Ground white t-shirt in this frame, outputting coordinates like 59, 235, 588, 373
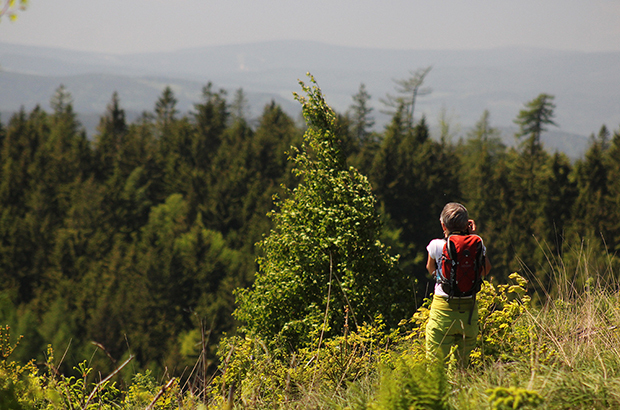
427, 237, 486, 298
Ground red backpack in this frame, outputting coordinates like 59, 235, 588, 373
437, 233, 485, 298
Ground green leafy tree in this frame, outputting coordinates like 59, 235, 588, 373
78, 193, 245, 373
234, 76, 412, 350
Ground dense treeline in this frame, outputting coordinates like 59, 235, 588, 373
1, 79, 619, 379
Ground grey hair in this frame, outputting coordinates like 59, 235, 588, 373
440, 202, 469, 233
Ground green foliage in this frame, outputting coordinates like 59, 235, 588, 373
123, 371, 181, 410
348, 83, 375, 145
369, 113, 461, 282
3, 73, 620, 409
514, 93, 557, 156
473, 273, 533, 364
212, 319, 400, 408
0, 326, 42, 410
403, 273, 535, 368
0, 82, 300, 376
487, 386, 543, 410
50, 360, 121, 409
234, 74, 411, 349
370, 356, 450, 410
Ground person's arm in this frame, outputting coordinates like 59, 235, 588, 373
482, 257, 492, 277
426, 253, 437, 276
470, 219, 492, 277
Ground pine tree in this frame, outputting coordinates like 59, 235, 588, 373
203, 112, 253, 239
348, 83, 375, 145
238, 101, 301, 250
94, 92, 128, 180
192, 82, 229, 164
604, 126, 620, 250
573, 133, 609, 240
155, 86, 178, 133
370, 113, 460, 282
514, 93, 557, 158
230, 87, 249, 124
381, 66, 432, 132
457, 111, 509, 277
502, 94, 561, 290
0, 108, 49, 301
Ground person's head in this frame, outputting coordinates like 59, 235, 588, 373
440, 202, 469, 234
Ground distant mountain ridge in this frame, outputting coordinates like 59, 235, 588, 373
1, 40, 619, 157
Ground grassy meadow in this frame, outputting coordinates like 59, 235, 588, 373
3, 244, 620, 409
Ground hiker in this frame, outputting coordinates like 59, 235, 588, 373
425, 202, 491, 366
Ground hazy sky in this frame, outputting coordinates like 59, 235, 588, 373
1, 0, 620, 54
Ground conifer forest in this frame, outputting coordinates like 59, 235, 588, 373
2, 74, 620, 409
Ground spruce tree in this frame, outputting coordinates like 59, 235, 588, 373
192, 82, 229, 164
348, 83, 375, 145
604, 127, 620, 250
94, 92, 128, 180
514, 93, 557, 157
381, 66, 432, 132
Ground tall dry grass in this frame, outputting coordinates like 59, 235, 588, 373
451, 237, 620, 409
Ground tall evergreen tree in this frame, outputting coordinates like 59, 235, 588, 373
348, 83, 375, 145
604, 126, 620, 251
238, 101, 301, 249
499, 94, 561, 290
371, 113, 460, 285
230, 87, 249, 124
573, 133, 609, 239
514, 93, 557, 157
204, 112, 253, 241
155, 86, 178, 133
458, 111, 508, 278
381, 66, 432, 132
94, 92, 128, 180
192, 82, 229, 164
0, 108, 48, 301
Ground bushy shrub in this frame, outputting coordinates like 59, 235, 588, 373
212, 316, 401, 408
0, 326, 43, 410
474, 272, 534, 364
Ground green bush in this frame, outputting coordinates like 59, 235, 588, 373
0, 326, 42, 410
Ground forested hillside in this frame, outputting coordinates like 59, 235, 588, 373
1, 74, 619, 387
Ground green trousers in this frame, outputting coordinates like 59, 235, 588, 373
425, 295, 479, 367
